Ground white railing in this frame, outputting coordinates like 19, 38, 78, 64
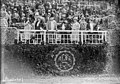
17, 29, 107, 45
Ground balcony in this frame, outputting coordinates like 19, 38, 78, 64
17, 29, 107, 45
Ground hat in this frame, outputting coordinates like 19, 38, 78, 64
22, 13, 25, 16
48, 9, 51, 13
37, 16, 42, 20
48, 13, 51, 15
50, 16, 54, 20
64, 20, 68, 23
73, 16, 78, 20
61, 14, 66, 17
2, 4, 5, 7
35, 12, 39, 16
68, 15, 72, 19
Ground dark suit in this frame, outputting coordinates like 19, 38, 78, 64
35, 20, 45, 30
34, 20, 45, 43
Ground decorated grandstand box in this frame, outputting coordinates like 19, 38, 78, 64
4, 28, 108, 75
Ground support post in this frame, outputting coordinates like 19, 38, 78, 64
81, 31, 83, 44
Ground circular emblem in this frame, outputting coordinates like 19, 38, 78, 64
54, 50, 75, 72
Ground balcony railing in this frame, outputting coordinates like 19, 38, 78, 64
17, 29, 107, 45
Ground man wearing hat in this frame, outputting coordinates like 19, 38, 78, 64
35, 10, 40, 20
12, 10, 20, 23
34, 16, 45, 30
71, 16, 80, 43
33, 15, 46, 44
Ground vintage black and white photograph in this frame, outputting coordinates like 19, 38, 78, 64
1, 0, 120, 84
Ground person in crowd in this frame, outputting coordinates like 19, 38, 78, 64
79, 17, 87, 30
1, 7, 10, 27
12, 10, 20, 23
71, 16, 80, 43
45, 13, 51, 22
44, 2, 50, 13
51, 0, 57, 10
33, 15, 45, 44
89, 19, 95, 31
34, 16, 45, 30
21, 12, 26, 22
7, 11, 12, 26
61, 20, 66, 30
38, 3, 45, 16
46, 16, 57, 30
46, 16, 57, 43
97, 23, 102, 30
67, 14, 73, 26
1, 0, 117, 44
34, 10, 39, 19
35, 0, 42, 9
62, 20, 71, 43
28, 8, 34, 15
1, 7, 9, 45
58, 11, 62, 22
54, 11, 59, 22
24, 17, 34, 42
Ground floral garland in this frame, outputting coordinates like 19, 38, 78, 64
5, 43, 107, 76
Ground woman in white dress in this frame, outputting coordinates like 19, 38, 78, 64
24, 17, 33, 43
71, 17, 80, 43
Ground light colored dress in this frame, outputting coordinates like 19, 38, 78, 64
46, 19, 57, 43
24, 21, 32, 41
71, 22, 80, 42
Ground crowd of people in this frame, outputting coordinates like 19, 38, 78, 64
1, 0, 117, 31
1, 0, 118, 44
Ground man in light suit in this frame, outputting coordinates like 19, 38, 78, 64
46, 16, 57, 30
